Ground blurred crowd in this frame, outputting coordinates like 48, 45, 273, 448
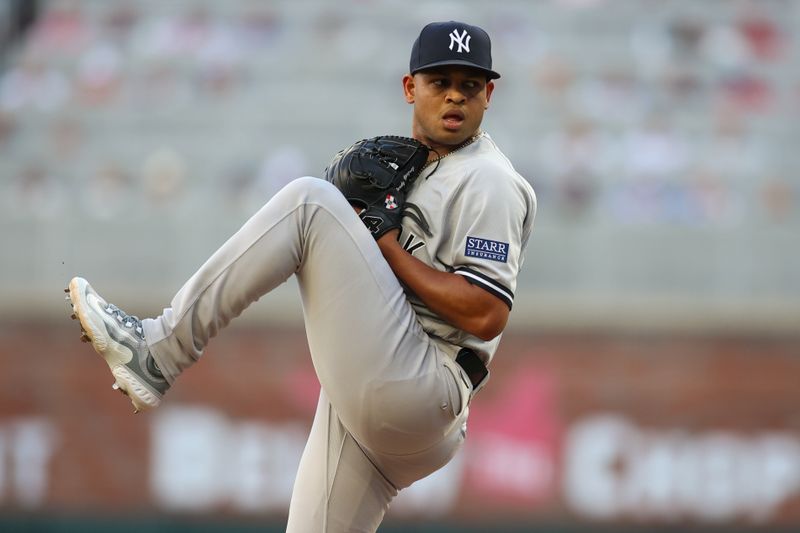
520, 1, 797, 227
0, 0, 797, 228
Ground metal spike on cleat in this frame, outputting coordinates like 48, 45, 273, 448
112, 383, 130, 398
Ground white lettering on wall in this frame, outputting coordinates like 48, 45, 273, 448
564, 414, 800, 523
0, 418, 58, 508
150, 406, 307, 512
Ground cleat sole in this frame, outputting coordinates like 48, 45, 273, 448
68, 278, 110, 357
111, 366, 160, 412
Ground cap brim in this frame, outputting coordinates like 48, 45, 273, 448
411, 59, 501, 79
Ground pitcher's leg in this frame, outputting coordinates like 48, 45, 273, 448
293, 207, 456, 457
141, 175, 454, 456
287, 393, 397, 533
141, 177, 352, 381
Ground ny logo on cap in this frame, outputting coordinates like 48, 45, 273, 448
449, 29, 471, 53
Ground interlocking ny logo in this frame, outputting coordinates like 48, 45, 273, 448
449, 29, 471, 53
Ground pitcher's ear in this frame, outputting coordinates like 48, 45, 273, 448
403, 74, 415, 104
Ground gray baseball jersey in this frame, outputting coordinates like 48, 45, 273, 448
399, 131, 537, 365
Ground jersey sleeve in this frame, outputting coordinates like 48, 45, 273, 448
445, 168, 535, 310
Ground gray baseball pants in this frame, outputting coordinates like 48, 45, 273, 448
141, 177, 471, 532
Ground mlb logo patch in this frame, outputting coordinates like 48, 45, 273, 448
465, 236, 509, 263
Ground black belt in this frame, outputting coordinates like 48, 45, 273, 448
456, 348, 490, 394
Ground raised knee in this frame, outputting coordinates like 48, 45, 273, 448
282, 176, 345, 205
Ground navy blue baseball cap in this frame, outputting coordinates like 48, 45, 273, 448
410, 21, 501, 79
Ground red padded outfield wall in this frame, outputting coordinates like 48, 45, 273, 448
1, 324, 799, 528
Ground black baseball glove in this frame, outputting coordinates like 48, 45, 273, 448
323, 135, 429, 239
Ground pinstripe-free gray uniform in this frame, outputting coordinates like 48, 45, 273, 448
137, 130, 535, 531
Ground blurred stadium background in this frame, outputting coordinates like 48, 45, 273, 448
0, 0, 798, 531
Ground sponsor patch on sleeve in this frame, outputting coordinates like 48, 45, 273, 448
465, 236, 509, 263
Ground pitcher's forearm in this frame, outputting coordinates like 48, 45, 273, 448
376, 231, 508, 340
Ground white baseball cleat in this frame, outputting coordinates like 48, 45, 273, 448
66, 277, 169, 413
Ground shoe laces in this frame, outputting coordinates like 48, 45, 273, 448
104, 303, 144, 339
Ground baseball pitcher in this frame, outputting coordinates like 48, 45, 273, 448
66, 21, 536, 532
